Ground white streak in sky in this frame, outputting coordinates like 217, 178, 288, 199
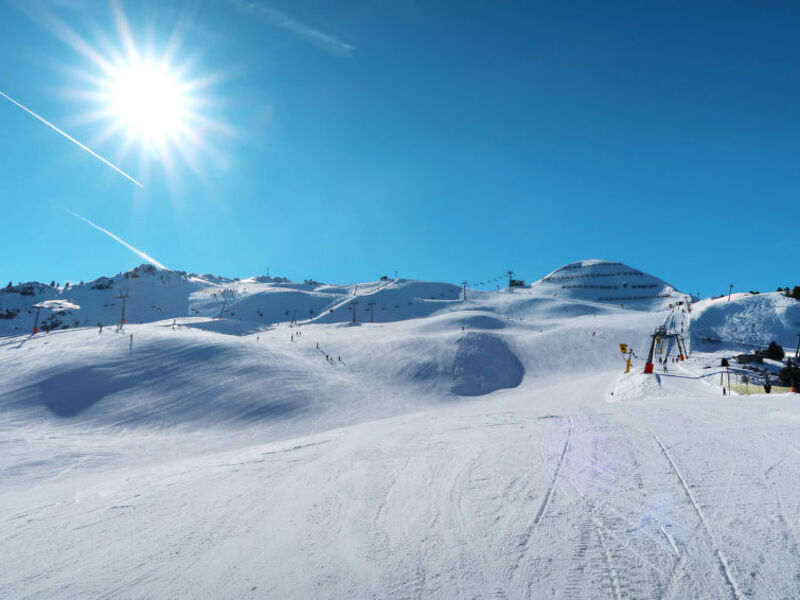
0, 89, 143, 187
68, 210, 168, 270
228, 0, 354, 56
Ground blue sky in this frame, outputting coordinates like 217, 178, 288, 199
1, 0, 797, 297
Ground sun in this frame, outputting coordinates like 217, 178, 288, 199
50, 2, 231, 182
106, 61, 188, 146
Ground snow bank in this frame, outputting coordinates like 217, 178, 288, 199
608, 371, 662, 403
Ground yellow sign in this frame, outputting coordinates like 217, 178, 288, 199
619, 343, 628, 353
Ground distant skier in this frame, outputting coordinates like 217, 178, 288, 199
98, 322, 103, 334
338, 356, 341, 362
722, 387, 727, 396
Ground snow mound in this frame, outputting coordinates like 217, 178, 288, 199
451, 333, 524, 396
608, 371, 662, 403
533, 259, 685, 310
690, 292, 800, 351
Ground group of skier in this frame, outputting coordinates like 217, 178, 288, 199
287, 329, 343, 364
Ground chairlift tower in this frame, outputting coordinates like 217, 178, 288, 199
507, 270, 514, 289
115, 289, 130, 331
728, 283, 734, 301
368, 301, 376, 323
32, 304, 43, 334
462, 280, 468, 301
349, 300, 359, 323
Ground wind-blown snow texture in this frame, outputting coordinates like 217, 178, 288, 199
2, 260, 800, 599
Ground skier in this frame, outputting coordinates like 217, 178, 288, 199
722, 387, 727, 396
338, 356, 341, 362
98, 322, 103, 334
316, 342, 319, 349
291, 334, 294, 342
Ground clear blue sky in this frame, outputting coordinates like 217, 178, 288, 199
1, 0, 797, 297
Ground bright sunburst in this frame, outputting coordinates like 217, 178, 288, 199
105, 61, 188, 146
49, 2, 231, 184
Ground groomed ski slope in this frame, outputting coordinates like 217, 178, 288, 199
2, 264, 800, 599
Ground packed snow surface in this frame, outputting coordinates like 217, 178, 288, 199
2, 261, 800, 599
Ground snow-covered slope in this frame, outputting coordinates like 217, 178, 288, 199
2, 260, 800, 599
690, 291, 800, 352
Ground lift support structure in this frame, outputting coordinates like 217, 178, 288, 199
644, 326, 689, 374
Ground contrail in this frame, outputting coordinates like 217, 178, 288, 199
68, 210, 168, 270
228, 0, 355, 56
0, 89, 143, 188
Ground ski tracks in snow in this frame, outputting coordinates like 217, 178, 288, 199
652, 432, 743, 600
511, 416, 572, 580
533, 417, 573, 528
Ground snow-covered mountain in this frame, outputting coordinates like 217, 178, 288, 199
534, 259, 688, 308
0, 259, 688, 337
